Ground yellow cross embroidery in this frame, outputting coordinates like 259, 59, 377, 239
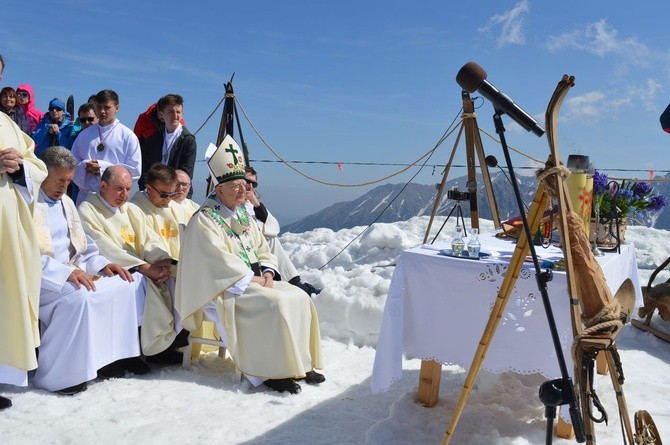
161, 221, 178, 239
121, 225, 136, 244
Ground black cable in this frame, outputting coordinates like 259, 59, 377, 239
318, 106, 464, 270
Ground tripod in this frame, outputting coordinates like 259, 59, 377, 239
430, 198, 468, 244
423, 91, 501, 244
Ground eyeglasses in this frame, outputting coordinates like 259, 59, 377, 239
176, 181, 191, 189
49, 107, 64, 112
245, 179, 258, 189
80, 117, 95, 123
16, 91, 29, 98
147, 184, 178, 199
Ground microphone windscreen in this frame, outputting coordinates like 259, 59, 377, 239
456, 61, 487, 93
485, 155, 498, 168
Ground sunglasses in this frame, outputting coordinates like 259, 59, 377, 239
80, 117, 95, 123
16, 91, 29, 98
148, 184, 178, 199
49, 107, 64, 112
245, 179, 258, 189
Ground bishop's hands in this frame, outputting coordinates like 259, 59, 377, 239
138, 258, 173, 284
0, 147, 24, 174
252, 271, 275, 288
102, 263, 134, 282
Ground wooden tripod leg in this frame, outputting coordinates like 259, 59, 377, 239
605, 349, 635, 443
441, 186, 550, 444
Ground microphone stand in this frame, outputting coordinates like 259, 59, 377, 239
492, 109, 585, 444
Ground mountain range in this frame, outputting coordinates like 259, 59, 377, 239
284, 172, 670, 233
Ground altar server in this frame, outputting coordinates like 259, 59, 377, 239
0, 111, 47, 409
176, 136, 324, 394
32, 147, 145, 394
79, 165, 185, 364
71, 89, 141, 205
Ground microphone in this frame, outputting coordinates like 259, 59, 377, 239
456, 61, 545, 137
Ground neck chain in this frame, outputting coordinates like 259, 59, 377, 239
97, 121, 120, 151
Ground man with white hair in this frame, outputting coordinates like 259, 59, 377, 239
33, 147, 146, 394
177, 136, 324, 394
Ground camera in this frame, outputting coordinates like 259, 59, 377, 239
447, 188, 470, 201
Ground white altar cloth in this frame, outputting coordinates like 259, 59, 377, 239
371, 233, 641, 393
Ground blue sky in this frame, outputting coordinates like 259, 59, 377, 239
2, 1, 669, 223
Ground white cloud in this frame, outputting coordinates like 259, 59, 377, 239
479, 0, 531, 47
561, 79, 663, 122
546, 19, 651, 67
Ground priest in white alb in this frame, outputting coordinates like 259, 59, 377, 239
0, 111, 47, 409
176, 136, 324, 394
172, 168, 200, 222
32, 147, 146, 394
78, 165, 186, 365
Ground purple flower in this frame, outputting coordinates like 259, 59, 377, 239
618, 189, 634, 201
649, 195, 668, 211
593, 171, 608, 195
634, 182, 651, 197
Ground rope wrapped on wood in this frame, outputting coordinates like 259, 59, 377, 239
571, 301, 623, 362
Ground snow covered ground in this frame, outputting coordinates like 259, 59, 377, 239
2, 217, 669, 444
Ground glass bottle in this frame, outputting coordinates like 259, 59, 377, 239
467, 228, 481, 258
451, 224, 465, 256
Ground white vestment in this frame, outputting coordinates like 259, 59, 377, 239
71, 119, 141, 205
173, 197, 201, 225
177, 198, 322, 381
32, 192, 143, 391
0, 113, 47, 387
245, 202, 298, 281
79, 193, 177, 355
131, 191, 182, 259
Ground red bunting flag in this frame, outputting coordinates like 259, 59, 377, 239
337, 162, 343, 171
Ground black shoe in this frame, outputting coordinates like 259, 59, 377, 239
0, 396, 12, 410
145, 348, 183, 365
171, 329, 190, 349
119, 357, 151, 375
97, 361, 127, 379
303, 370, 326, 384
56, 381, 88, 396
301, 282, 322, 296
264, 378, 301, 394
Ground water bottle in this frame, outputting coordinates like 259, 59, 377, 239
451, 224, 465, 256
467, 228, 481, 258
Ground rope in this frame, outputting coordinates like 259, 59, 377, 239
571, 301, 623, 363
234, 95, 463, 188
192, 94, 226, 137
478, 127, 545, 164
535, 164, 571, 198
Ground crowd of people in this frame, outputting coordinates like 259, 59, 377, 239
0, 54, 324, 410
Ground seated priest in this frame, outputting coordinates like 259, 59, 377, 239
33, 147, 147, 395
176, 136, 324, 394
244, 166, 321, 296
78, 165, 187, 365
0, 112, 48, 410
130, 163, 181, 258
172, 168, 200, 219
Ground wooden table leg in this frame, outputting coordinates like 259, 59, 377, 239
417, 360, 442, 407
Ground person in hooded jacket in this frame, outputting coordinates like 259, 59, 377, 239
32, 98, 75, 156
15, 84, 43, 134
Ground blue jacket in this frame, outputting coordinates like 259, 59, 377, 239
32, 113, 75, 156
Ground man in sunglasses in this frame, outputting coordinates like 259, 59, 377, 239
245, 166, 322, 296
79, 165, 186, 366
31, 98, 75, 155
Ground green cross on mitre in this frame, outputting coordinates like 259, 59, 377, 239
225, 144, 240, 165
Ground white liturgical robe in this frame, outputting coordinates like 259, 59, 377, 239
0, 113, 47, 387
32, 191, 143, 391
71, 119, 141, 205
79, 193, 178, 355
131, 191, 181, 259
176, 198, 322, 381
